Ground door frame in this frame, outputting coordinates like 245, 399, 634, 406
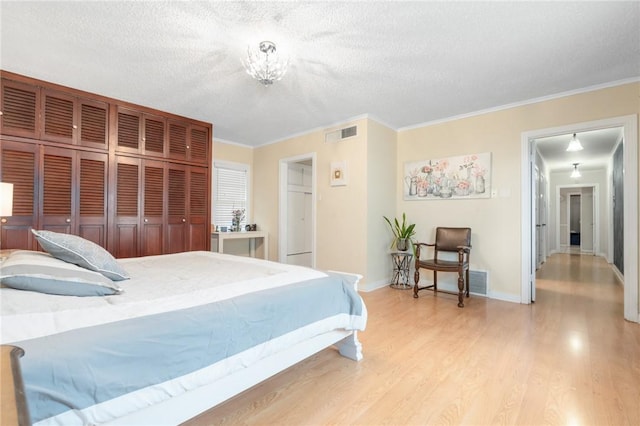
521, 115, 638, 322
278, 153, 317, 267
557, 185, 598, 254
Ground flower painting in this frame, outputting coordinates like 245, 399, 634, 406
404, 152, 491, 200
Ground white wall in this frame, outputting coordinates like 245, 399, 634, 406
548, 168, 609, 258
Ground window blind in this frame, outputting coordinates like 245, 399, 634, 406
213, 163, 248, 229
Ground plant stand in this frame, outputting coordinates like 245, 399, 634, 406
390, 251, 413, 289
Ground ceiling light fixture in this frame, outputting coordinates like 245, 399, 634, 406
570, 163, 581, 178
566, 133, 584, 152
243, 41, 289, 86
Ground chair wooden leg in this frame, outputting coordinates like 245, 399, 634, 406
433, 271, 437, 293
413, 269, 420, 298
457, 271, 465, 308
465, 269, 470, 297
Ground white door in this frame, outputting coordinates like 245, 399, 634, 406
530, 156, 536, 302
285, 162, 313, 267
539, 172, 548, 263
287, 191, 306, 255
581, 188, 594, 253
535, 166, 548, 268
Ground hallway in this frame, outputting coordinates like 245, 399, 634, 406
532, 253, 638, 425
536, 253, 622, 314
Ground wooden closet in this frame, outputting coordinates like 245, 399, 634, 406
0, 71, 212, 257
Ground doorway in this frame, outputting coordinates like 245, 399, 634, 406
278, 153, 316, 268
520, 115, 638, 322
559, 186, 596, 254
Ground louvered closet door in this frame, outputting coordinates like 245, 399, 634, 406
0, 140, 38, 250
189, 125, 209, 164
41, 146, 73, 235
142, 115, 166, 157
42, 89, 75, 144
78, 152, 108, 247
168, 121, 188, 161
116, 108, 141, 154
78, 99, 108, 149
113, 156, 141, 258
167, 163, 187, 253
41, 90, 109, 149
1, 79, 40, 139
141, 160, 165, 256
188, 166, 209, 251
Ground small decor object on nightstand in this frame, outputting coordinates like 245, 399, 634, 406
231, 208, 245, 232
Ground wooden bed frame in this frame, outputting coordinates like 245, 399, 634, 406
1, 272, 364, 425
1, 345, 30, 426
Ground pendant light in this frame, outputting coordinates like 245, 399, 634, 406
570, 163, 581, 178
566, 133, 583, 152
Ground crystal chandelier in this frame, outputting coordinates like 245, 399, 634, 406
243, 41, 289, 86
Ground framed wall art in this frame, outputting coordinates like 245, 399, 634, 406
330, 161, 348, 186
404, 152, 491, 200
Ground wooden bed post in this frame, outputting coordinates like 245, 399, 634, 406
1, 345, 30, 426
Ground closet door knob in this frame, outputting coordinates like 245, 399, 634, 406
0, 218, 7, 224
65, 218, 71, 223
182, 218, 186, 223
144, 218, 149, 223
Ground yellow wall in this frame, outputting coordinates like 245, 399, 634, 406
366, 120, 398, 288
397, 82, 639, 299
214, 82, 639, 303
252, 118, 371, 279
213, 139, 253, 165
217, 119, 397, 288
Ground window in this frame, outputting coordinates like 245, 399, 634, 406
213, 161, 249, 229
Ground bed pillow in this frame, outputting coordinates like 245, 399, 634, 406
0, 250, 123, 296
31, 229, 129, 281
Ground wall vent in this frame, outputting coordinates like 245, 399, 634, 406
325, 125, 357, 143
414, 268, 488, 296
469, 270, 488, 295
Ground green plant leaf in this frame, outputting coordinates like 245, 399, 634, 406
383, 213, 416, 247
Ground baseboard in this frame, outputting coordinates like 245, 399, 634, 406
487, 290, 521, 304
611, 264, 624, 285
360, 278, 390, 292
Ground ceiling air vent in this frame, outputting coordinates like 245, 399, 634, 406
325, 125, 357, 143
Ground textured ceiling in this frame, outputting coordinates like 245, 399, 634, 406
1, 1, 639, 149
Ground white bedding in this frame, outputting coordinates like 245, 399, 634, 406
1, 251, 367, 425
0, 251, 326, 343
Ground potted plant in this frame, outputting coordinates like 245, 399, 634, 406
383, 213, 416, 251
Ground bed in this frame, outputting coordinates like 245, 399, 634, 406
0, 247, 367, 425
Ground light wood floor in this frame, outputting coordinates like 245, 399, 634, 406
185, 254, 640, 425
